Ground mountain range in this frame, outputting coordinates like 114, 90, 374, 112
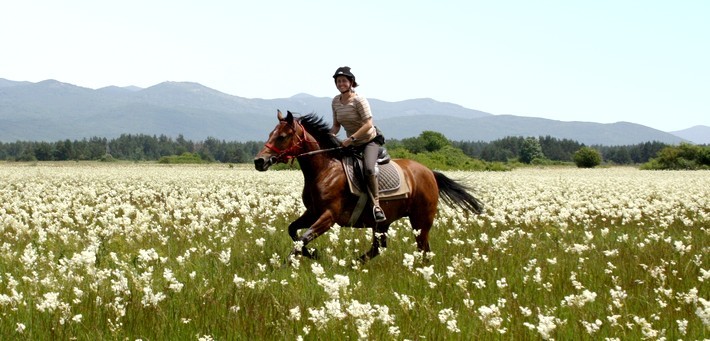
1, 78, 707, 145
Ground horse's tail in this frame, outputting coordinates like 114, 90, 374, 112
433, 171, 484, 214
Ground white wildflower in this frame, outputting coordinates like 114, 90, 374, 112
218, 248, 231, 265
233, 274, 246, 287
289, 306, 302, 321
534, 314, 558, 340
163, 268, 184, 292
603, 249, 619, 257
140, 286, 166, 307
632, 316, 659, 339
394, 292, 415, 310
607, 314, 621, 327
137, 248, 160, 264
563, 289, 597, 308
316, 274, 350, 299
15, 323, 26, 334
402, 253, 415, 270
311, 263, 325, 277
477, 304, 503, 332
36, 292, 62, 313
21, 244, 38, 269
416, 265, 435, 281
438, 308, 461, 333
696, 297, 710, 328
581, 319, 602, 335
609, 286, 627, 309
673, 240, 691, 255
676, 319, 688, 336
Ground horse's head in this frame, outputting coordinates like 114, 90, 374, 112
254, 110, 312, 171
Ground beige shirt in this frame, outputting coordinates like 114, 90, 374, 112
332, 93, 376, 144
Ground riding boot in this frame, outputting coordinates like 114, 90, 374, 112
367, 174, 386, 222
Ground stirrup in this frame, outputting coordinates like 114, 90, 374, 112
373, 206, 386, 222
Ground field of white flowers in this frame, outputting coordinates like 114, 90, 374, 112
0, 163, 708, 340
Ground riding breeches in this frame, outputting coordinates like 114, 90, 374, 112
362, 141, 379, 177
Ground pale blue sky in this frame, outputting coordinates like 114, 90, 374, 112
2, 1, 708, 131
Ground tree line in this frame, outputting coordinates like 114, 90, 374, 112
0, 132, 676, 165
0, 134, 263, 163
387, 133, 670, 165
454, 136, 669, 164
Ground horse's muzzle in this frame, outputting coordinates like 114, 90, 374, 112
254, 156, 277, 171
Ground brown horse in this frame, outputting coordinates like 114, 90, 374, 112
254, 110, 483, 261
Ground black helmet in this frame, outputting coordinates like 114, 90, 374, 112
332, 66, 358, 87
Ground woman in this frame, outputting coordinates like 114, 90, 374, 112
329, 66, 386, 222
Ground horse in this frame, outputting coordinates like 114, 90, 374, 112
254, 110, 483, 262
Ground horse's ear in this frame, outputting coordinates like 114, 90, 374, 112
277, 109, 284, 121
285, 110, 295, 124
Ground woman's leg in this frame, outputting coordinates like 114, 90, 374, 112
363, 142, 386, 222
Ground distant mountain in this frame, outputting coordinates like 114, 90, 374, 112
377, 115, 684, 145
0, 78, 31, 88
0, 77, 688, 145
670, 126, 710, 145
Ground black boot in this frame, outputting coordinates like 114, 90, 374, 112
367, 175, 386, 222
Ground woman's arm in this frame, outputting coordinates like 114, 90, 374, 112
329, 115, 341, 136
349, 117, 374, 142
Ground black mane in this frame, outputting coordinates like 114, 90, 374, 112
298, 113, 340, 149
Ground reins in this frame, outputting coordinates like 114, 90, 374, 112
295, 146, 343, 158
264, 119, 341, 163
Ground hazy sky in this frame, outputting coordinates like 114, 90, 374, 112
2, 1, 708, 131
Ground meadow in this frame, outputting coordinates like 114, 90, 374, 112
0, 163, 707, 340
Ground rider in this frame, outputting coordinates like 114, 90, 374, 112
329, 66, 386, 222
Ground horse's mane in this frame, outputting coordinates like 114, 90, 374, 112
298, 113, 340, 149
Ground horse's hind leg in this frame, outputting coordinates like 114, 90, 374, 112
414, 228, 431, 253
359, 225, 389, 262
410, 212, 434, 254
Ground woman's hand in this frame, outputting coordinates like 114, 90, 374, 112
341, 136, 354, 147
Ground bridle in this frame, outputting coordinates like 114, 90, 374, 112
264, 119, 325, 164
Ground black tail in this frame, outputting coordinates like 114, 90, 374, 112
433, 171, 484, 214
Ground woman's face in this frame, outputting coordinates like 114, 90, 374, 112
335, 76, 352, 93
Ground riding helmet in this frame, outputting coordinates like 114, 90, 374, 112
332, 66, 358, 87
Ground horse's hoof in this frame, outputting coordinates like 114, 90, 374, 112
304, 248, 319, 260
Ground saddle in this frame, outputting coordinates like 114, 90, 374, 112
340, 147, 409, 226
341, 147, 409, 200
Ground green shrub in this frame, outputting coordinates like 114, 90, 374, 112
100, 154, 116, 162
519, 137, 545, 164
573, 147, 602, 168
641, 143, 710, 170
158, 152, 205, 164
389, 146, 509, 171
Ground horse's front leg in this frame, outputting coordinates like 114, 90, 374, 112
287, 212, 319, 259
288, 212, 316, 242
290, 210, 336, 260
